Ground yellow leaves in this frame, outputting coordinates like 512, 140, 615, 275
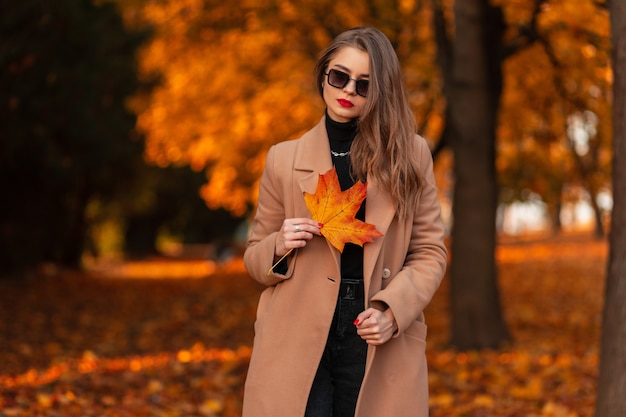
114, 1, 441, 218
36, 392, 53, 408
105, 259, 218, 279
141, 0, 205, 30
1, 344, 251, 416
428, 348, 592, 416
2, 345, 251, 387
304, 168, 383, 252
473, 394, 495, 408
148, 379, 165, 393
132, 2, 322, 214
399, 0, 416, 14
497, 0, 611, 200
201, 171, 251, 216
0, 235, 606, 416
199, 398, 224, 416
542, 401, 579, 417
424, 235, 605, 417
510, 376, 544, 400
428, 393, 455, 408
540, 0, 610, 38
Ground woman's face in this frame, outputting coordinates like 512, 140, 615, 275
323, 46, 370, 123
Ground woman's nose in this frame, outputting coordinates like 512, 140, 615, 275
343, 79, 357, 95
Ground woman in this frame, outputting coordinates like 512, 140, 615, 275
243, 27, 447, 417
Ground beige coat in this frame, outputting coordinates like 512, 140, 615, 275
243, 117, 448, 417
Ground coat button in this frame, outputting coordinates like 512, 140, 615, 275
382, 268, 391, 279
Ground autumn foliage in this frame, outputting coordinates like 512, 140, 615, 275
0, 234, 605, 416
304, 168, 383, 252
114, 0, 612, 226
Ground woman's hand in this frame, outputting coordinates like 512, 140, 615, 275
354, 308, 398, 345
274, 218, 322, 258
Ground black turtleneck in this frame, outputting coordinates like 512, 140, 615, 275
325, 112, 365, 281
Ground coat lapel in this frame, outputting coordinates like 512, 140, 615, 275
294, 118, 341, 267
293, 116, 396, 288
363, 177, 395, 295
295, 118, 333, 194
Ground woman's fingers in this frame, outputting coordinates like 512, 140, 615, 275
287, 218, 323, 235
355, 308, 398, 345
275, 218, 323, 257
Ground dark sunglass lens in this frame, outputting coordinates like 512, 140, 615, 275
356, 80, 369, 97
329, 70, 349, 88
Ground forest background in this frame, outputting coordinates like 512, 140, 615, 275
2, 0, 625, 416
1, 0, 614, 271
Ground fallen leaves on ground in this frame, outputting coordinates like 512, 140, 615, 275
426, 233, 605, 417
0, 233, 606, 416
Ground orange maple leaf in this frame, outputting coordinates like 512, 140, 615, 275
304, 167, 383, 252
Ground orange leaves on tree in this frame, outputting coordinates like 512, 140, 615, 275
304, 168, 383, 252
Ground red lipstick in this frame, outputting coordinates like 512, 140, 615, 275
337, 99, 354, 108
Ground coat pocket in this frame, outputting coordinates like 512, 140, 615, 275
403, 319, 427, 343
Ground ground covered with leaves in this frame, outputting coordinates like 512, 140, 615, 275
0, 233, 606, 416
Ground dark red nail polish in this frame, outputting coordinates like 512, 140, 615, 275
353, 319, 360, 325
318, 222, 324, 228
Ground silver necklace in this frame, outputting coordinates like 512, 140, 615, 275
330, 150, 350, 157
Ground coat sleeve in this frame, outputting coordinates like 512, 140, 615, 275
369, 136, 448, 335
243, 145, 297, 286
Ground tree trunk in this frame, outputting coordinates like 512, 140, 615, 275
552, 195, 563, 234
588, 189, 605, 239
447, 0, 510, 349
60, 180, 92, 268
595, 1, 626, 415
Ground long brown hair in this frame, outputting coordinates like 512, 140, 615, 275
314, 27, 422, 219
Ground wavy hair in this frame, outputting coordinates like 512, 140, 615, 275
313, 27, 422, 219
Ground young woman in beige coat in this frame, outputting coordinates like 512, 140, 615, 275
243, 27, 448, 417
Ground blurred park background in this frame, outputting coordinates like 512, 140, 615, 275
1, 0, 624, 416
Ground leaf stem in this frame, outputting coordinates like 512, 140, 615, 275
266, 248, 294, 276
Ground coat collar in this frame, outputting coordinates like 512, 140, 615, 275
294, 116, 396, 285
294, 117, 333, 193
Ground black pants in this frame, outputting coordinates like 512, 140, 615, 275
305, 279, 368, 417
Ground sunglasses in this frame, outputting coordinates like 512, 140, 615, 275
325, 69, 369, 98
